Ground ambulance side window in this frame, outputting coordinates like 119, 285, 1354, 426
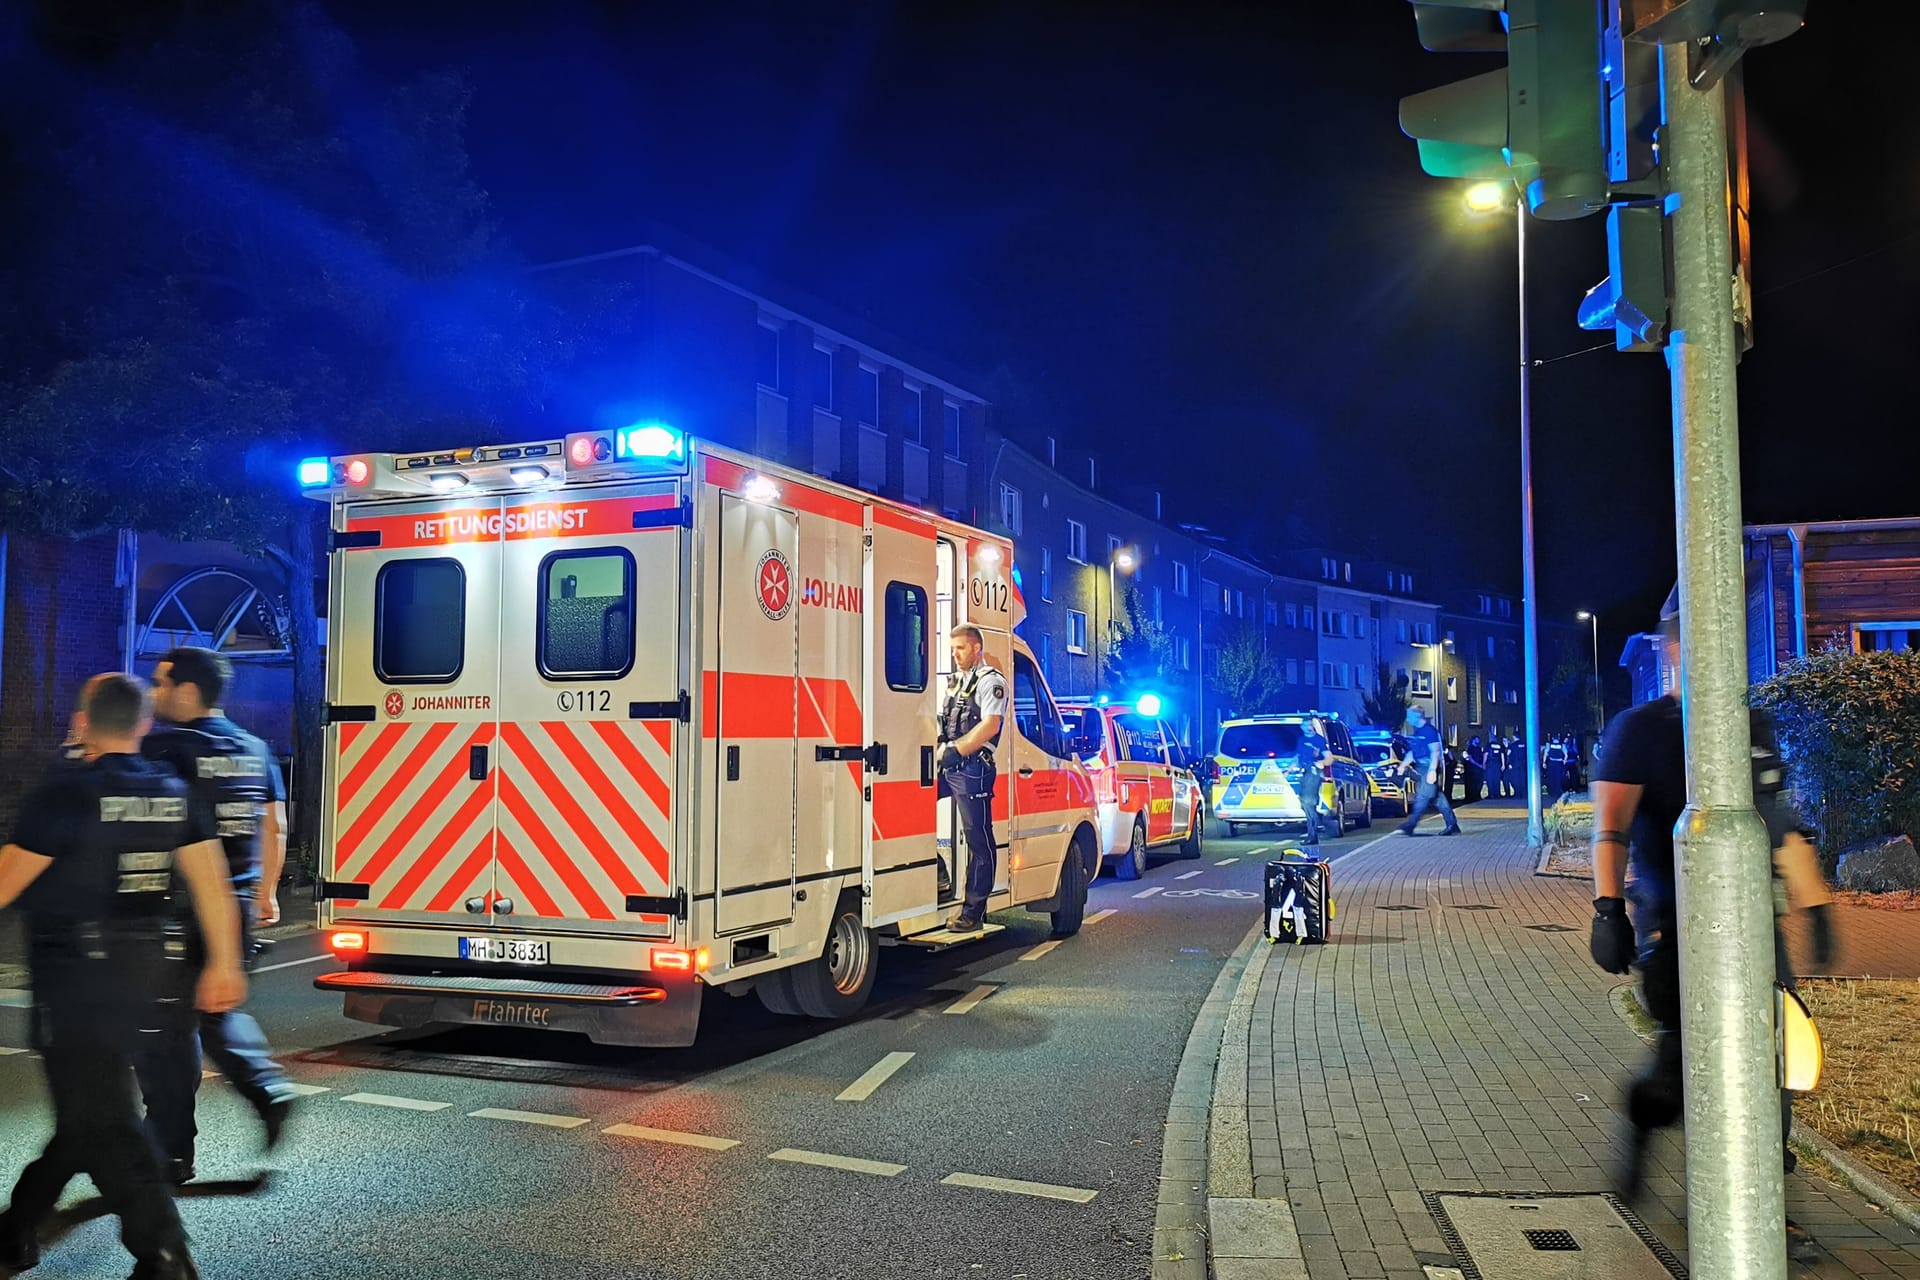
537, 548, 635, 680
883, 582, 928, 692
1010, 654, 1068, 758
375, 559, 466, 684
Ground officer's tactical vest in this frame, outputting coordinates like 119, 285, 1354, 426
941, 666, 998, 758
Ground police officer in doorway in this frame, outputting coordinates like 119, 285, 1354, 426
0, 674, 247, 1280
135, 647, 296, 1183
938, 625, 1007, 933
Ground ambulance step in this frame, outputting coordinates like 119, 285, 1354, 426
889, 922, 1007, 951
316, 970, 666, 1005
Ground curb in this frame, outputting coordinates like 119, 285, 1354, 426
1152, 920, 1264, 1280
1790, 1130, 1920, 1234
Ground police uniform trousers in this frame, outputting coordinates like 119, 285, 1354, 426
944, 755, 998, 918
135, 891, 289, 1165
9, 925, 192, 1259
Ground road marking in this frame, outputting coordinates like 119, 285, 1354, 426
837, 1051, 916, 1102
0, 990, 30, 1009
770, 1148, 907, 1177
253, 953, 334, 975
1083, 908, 1116, 926
1132, 886, 1163, 899
1019, 939, 1063, 962
341, 1092, 451, 1113
1176, 870, 1206, 880
603, 1124, 739, 1151
470, 1107, 591, 1129
1214, 857, 1239, 866
945, 985, 998, 1015
941, 1172, 1099, 1203
281, 1083, 331, 1097
0, 1047, 26, 1056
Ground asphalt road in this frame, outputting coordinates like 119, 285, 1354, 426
0, 812, 1425, 1280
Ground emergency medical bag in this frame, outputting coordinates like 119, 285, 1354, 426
1265, 850, 1333, 945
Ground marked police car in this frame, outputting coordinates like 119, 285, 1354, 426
1351, 727, 1415, 818
1209, 712, 1371, 838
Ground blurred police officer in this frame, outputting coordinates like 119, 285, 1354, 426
1394, 705, 1460, 836
938, 625, 1007, 933
0, 673, 247, 1280
135, 647, 296, 1183
1295, 717, 1331, 847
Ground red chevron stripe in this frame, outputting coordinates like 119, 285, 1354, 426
586, 720, 672, 822
337, 722, 407, 815
502, 723, 651, 898
375, 778, 497, 911
497, 770, 614, 920
642, 720, 672, 755
492, 829, 564, 919
543, 721, 669, 887
424, 836, 497, 914
339, 722, 366, 754
337, 722, 456, 863
351, 724, 494, 885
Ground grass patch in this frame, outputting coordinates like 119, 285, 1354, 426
1617, 985, 1658, 1041
1541, 795, 1595, 878
1794, 978, 1920, 1204
1833, 888, 1920, 912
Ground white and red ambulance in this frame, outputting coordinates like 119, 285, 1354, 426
299, 425, 1099, 1047
1057, 696, 1205, 880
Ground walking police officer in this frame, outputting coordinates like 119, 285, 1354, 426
0, 673, 247, 1280
136, 647, 296, 1183
938, 625, 1007, 933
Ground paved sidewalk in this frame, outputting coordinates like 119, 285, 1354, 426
1208, 818, 1920, 1280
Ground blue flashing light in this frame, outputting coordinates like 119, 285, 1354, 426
1096, 693, 1110, 707
1135, 693, 1163, 718
616, 422, 684, 461
297, 458, 330, 487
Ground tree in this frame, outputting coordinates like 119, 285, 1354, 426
1211, 621, 1273, 721
1539, 634, 1602, 738
1106, 582, 1173, 694
1, 4, 622, 877
1360, 662, 1411, 730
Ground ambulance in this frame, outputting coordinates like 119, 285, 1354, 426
298, 425, 1100, 1047
1056, 695, 1205, 880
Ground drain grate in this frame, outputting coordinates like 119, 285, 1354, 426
1524, 924, 1574, 933
1380, 904, 1423, 912
1453, 904, 1501, 911
1424, 1192, 1687, 1279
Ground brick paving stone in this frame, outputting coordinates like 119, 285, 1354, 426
1222, 817, 1920, 1278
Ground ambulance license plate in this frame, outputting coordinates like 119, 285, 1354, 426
460, 937, 550, 965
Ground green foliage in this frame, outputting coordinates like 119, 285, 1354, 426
1360, 661, 1410, 729
1211, 621, 1275, 720
1753, 649, 1920, 860
1106, 583, 1173, 694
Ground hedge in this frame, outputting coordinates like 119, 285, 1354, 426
1752, 649, 1920, 871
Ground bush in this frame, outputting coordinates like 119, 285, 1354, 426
1753, 649, 1920, 870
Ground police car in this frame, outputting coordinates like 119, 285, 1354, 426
1350, 727, 1415, 818
1209, 712, 1371, 837
1057, 694, 1204, 880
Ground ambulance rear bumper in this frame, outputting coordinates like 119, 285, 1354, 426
316, 968, 704, 1047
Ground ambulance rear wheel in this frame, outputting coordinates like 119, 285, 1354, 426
755, 968, 804, 1017
1051, 832, 1093, 937
791, 899, 877, 1020
1114, 819, 1148, 881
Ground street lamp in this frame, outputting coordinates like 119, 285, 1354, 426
1577, 610, 1603, 739
1101, 546, 1139, 687
1461, 182, 1545, 848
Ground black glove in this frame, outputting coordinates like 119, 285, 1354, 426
1807, 904, 1836, 968
939, 745, 963, 772
1590, 897, 1635, 974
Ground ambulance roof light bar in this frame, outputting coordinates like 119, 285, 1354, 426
562, 422, 690, 480
295, 441, 568, 499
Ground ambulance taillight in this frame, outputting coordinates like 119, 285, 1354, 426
329, 931, 367, 955
651, 947, 710, 974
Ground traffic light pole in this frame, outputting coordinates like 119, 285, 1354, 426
1662, 44, 1786, 1280
1517, 201, 1545, 847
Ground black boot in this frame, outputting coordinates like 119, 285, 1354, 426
128, 1244, 199, 1280
0, 1209, 40, 1273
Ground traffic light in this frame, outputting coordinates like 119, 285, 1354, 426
1398, 0, 1611, 220
1577, 205, 1668, 351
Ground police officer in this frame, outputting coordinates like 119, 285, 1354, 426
1295, 717, 1331, 846
938, 625, 1007, 933
1394, 705, 1460, 836
0, 673, 247, 1280
135, 647, 296, 1183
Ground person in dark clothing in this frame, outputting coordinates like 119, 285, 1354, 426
135, 647, 296, 1183
1544, 733, 1570, 797
1464, 736, 1486, 803
1395, 706, 1460, 836
1485, 736, 1508, 801
0, 674, 248, 1280
1507, 737, 1527, 797
938, 625, 1007, 932
1588, 692, 1834, 1256
1295, 718, 1332, 846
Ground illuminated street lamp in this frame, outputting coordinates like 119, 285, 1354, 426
1102, 545, 1139, 687
1577, 610, 1603, 738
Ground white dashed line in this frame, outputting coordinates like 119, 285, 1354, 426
1176, 870, 1206, 880
944, 985, 998, 1015
253, 953, 334, 975
770, 1148, 907, 1177
0, 1047, 26, 1056
603, 1124, 739, 1151
941, 1172, 1099, 1203
1019, 939, 1063, 962
341, 1093, 451, 1113
1082, 909, 1116, 926
0, 990, 30, 1009
1132, 886, 1164, 899
470, 1107, 590, 1130
1214, 858, 1239, 866
836, 1051, 916, 1102
280, 1083, 331, 1097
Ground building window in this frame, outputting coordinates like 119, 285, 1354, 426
1046, 436, 1057, 466
1229, 588, 1244, 618
856, 366, 880, 426
1173, 561, 1190, 597
1151, 586, 1163, 623
1507, 688, 1518, 703
1402, 574, 1414, 592
1478, 593, 1493, 614
1266, 600, 1279, 626
1176, 637, 1192, 671
902, 385, 923, 444
1204, 644, 1220, 677
1344, 562, 1352, 582
1445, 629, 1457, 647
1488, 680, 1498, 704
1067, 520, 1088, 563
1284, 658, 1298, 685
811, 346, 834, 409
1040, 547, 1053, 602
1088, 457, 1097, 490
1322, 661, 1335, 687
1067, 610, 1089, 654
1108, 535, 1124, 564
376, 559, 466, 683
1304, 607, 1315, 630
1412, 670, 1433, 696
1396, 619, 1409, 642
1446, 676, 1459, 702
1285, 603, 1298, 628
999, 483, 1023, 535
756, 322, 781, 390
1499, 599, 1513, 618
883, 582, 929, 692
1039, 632, 1051, 677
943, 401, 963, 458
1855, 623, 1920, 652
1321, 611, 1334, 636
1321, 557, 1336, 580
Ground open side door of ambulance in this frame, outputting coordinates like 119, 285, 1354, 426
861, 505, 940, 926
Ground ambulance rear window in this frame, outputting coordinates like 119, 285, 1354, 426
374, 559, 466, 683
537, 549, 635, 680
884, 581, 928, 692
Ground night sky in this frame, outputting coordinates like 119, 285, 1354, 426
258, 3, 1920, 648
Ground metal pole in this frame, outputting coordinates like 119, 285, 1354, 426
1517, 200, 1545, 846
1663, 44, 1786, 1280
1590, 614, 1604, 738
